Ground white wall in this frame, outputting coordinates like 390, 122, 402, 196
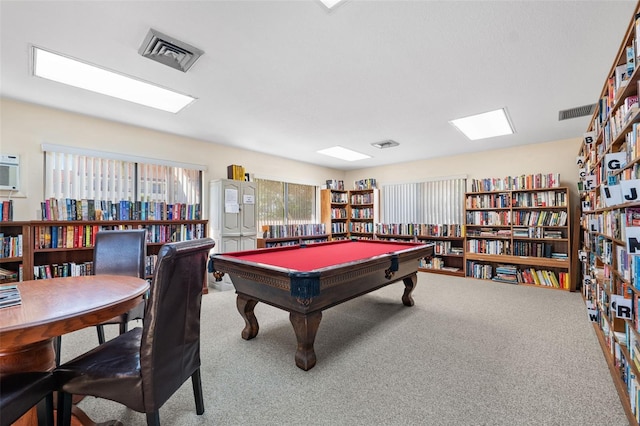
1, 97, 582, 222
345, 138, 582, 214
0, 98, 345, 220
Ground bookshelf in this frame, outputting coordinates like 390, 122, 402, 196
348, 188, 379, 240
257, 224, 328, 248
374, 223, 464, 277
577, 2, 640, 423
464, 187, 572, 290
0, 221, 30, 283
320, 189, 349, 240
28, 219, 208, 290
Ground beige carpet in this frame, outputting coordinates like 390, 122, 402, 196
60, 272, 629, 425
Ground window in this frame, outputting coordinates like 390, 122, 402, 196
382, 177, 466, 224
255, 178, 317, 230
43, 145, 203, 216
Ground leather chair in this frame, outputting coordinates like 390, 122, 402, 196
53, 229, 147, 366
93, 228, 147, 344
0, 372, 54, 426
55, 238, 215, 426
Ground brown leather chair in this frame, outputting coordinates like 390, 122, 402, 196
55, 238, 215, 426
0, 372, 54, 426
93, 228, 147, 344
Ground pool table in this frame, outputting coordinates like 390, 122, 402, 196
210, 239, 433, 370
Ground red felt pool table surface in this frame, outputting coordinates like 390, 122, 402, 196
217, 239, 425, 271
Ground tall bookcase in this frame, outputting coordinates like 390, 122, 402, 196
578, 2, 640, 423
464, 188, 573, 290
320, 189, 349, 240
348, 188, 379, 240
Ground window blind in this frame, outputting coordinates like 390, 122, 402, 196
44, 148, 202, 205
382, 177, 466, 224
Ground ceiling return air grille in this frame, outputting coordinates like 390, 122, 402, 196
138, 29, 204, 73
558, 103, 596, 121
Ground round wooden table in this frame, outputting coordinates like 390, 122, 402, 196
0, 275, 149, 425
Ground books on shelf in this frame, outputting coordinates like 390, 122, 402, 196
0, 284, 21, 308
325, 179, 344, 190
353, 178, 377, 190
39, 198, 202, 221
260, 224, 326, 239
0, 200, 13, 222
470, 173, 560, 192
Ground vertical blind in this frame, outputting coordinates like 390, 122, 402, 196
44, 150, 202, 204
255, 178, 316, 229
382, 177, 466, 224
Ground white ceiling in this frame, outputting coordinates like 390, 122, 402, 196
0, 0, 636, 171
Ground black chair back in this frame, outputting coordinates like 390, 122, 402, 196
139, 238, 214, 412
94, 229, 146, 278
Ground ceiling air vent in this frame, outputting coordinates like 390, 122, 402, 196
138, 29, 204, 73
558, 103, 596, 121
371, 140, 400, 149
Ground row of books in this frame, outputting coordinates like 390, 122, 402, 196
470, 173, 561, 192
512, 241, 559, 258
0, 233, 22, 258
40, 198, 202, 221
511, 191, 568, 208
353, 178, 377, 190
260, 224, 326, 239
227, 164, 247, 181
33, 223, 206, 250
512, 227, 565, 239
374, 224, 463, 238
466, 239, 510, 255
325, 179, 345, 190
350, 208, 375, 219
32, 255, 158, 280
465, 211, 510, 226
350, 193, 375, 204
466, 261, 570, 289
419, 257, 460, 272
33, 261, 94, 279
329, 223, 348, 234
329, 192, 348, 203
466, 193, 510, 209
0, 267, 19, 283
0, 200, 13, 222
349, 222, 374, 233
511, 210, 568, 227
329, 208, 348, 219
429, 241, 462, 256
466, 228, 511, 238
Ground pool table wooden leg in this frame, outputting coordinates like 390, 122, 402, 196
289, 311, 322, 371
402, 274, 417, 307
236, 294, 259, 340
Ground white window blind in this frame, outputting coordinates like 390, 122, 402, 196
44, 148, 202, 205
382, 177, 466, 224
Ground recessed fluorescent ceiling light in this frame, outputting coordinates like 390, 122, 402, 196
32, 47, 196, 113
317, 146, 371, 161
449, 108, 514, 141
319, 0, 346, 9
